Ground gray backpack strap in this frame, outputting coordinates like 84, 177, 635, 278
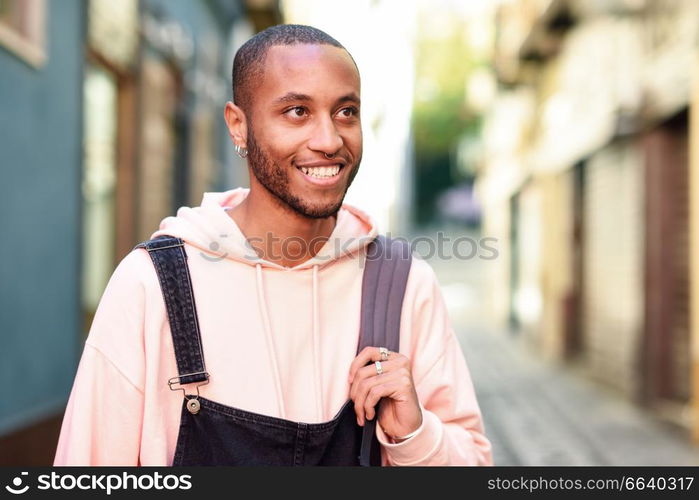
357, 234, 413, 466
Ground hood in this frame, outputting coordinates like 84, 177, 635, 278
150, 187, 379, 271
148, 187, 379, 420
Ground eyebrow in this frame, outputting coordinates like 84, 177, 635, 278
272, 92, 360, 106
273, 92, 312, 105
336, 93, 360, 106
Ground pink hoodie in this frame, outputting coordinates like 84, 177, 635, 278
53, 187, 493, 466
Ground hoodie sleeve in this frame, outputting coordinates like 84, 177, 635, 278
53, 250, 147, 466
376, 258, 493, 466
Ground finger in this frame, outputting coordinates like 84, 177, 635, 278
364, 380, 402, 420
348, 346, 398, 383
351, 353, 409, 391
348, 346, 381, 383
349, 359, 401, 400
353, 369, 402, 425
352, 364, 414, 423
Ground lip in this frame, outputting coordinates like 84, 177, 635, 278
295, 162, 345, 187
296, 159, 346, 168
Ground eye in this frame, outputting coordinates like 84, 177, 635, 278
338, 106, 359, 118
284, 106, 308, 118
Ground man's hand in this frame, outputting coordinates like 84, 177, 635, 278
348, 346, 423, 440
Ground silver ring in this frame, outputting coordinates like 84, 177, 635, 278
324, 152, 335, 159
379, 347, 389, 361
375, 360, 383, 375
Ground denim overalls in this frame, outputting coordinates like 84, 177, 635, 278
134, 233, 412, 466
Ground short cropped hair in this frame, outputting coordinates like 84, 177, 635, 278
232, 24, 357, 115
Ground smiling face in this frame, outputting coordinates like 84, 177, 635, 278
231, 43, 362, 219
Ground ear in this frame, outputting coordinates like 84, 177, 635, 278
224, 101, 248, 148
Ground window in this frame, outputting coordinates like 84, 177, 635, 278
81, 63, 118, 331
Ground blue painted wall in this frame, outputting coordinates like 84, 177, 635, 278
0, 0, 247, 439
144, 0, 244, 193
0, 1, 85, 435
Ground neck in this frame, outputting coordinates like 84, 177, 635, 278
228, 188, 337, 268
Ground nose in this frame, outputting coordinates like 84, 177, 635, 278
308, 114, 343, 157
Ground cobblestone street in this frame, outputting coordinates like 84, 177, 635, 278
458, 326, 699, 465
417, 227, 699, 466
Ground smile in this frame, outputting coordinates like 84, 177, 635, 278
295, 163, 345, 186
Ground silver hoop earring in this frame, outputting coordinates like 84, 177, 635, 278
235, 144, 248, 159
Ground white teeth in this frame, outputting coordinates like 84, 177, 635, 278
300, 165, 341, 178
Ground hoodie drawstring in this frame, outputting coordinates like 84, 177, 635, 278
254, 262, 325, 422
312, 264, 323, 420
255, 263, 287, 419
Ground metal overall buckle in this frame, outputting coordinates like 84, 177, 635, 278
168, 371, 210, 415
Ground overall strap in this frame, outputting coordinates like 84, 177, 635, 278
357, 234, 413, 466
134, 235, 209, 386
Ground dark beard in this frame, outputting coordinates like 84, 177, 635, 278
245, 127, 361, 219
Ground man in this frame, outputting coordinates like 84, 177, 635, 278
54, 24, 492, 466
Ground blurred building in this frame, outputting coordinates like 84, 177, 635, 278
0, 0, 280, 465
281, 0, 417, 235
476, 0, 699, 442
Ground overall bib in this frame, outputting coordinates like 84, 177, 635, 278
135, 233, 412, 466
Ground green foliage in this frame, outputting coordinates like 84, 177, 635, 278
412, 15, 479, 157
412, 10, 483, 224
